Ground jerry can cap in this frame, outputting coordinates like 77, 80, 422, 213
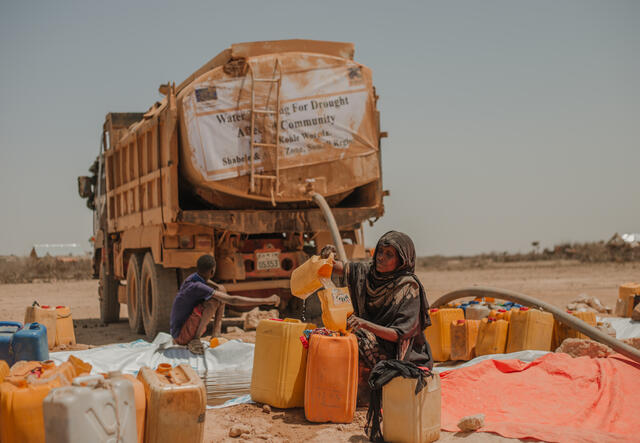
520, 307, 530, 311
429, 308, 439, 313
156, 363, 172, 374
457, 319, 465, 324
498, 309, 506, 312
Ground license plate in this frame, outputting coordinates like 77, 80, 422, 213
256, 251, 280, 271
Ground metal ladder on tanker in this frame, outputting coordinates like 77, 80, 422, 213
248, 58, 282, 203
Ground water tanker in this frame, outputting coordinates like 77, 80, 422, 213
78, 40, 386, 339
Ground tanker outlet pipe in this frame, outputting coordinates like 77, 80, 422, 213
309, 191, 347, 262
431, 286, 640, 364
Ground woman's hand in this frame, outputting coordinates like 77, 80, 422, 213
319, 244, 337, 259
347, 315, 399, 343
347, 314, 366, 330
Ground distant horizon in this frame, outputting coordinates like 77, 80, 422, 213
1, 232, 629, 259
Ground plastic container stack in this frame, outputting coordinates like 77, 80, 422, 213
0, 359, 84, 443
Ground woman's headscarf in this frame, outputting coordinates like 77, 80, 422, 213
347, 231, 431, 330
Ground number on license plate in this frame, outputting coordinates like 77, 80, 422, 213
256, 252, 280, 270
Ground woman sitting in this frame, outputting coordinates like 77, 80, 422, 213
321, 231, 433, 384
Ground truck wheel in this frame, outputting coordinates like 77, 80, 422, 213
140, 252, 178, 340
99, 260, 120, 324
126, 254, 145, 334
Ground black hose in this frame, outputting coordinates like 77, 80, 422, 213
431, 286, 640, 364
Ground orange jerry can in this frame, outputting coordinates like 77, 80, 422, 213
449, 319, 480, 361
506, 307, 554, 353
54, 306, 76, 347
424, 308, 464, 361
318, 287, 354, 333
304, 333, 358, 423
290, 254, 334, 299
0, 360, 8, 383
0, 360, 73, 443
138, 364, 206, 443
618, 282, 640, 317
476, 318, 509, 356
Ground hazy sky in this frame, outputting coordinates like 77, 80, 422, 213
1, 1, 638, 256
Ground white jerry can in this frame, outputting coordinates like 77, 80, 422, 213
43, 373, 137, 443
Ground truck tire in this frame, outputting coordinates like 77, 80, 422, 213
126, 254, 145, 334
140, 252, 178, 340
99, 260, 120, 324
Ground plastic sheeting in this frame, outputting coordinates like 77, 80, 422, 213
599, 316, 640, 339
440, 353, 640, 442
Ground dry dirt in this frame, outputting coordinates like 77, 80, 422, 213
1, 260, 638, 442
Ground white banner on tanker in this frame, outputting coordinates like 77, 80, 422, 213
181, 60, 377, 181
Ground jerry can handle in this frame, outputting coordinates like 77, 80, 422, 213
0, 321, 23, 331
72, 374, 104, 387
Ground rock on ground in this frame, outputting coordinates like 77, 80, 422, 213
242, 307, 280, 331
556, 338, 614, 358
229, 423, 251, 438
566, 294, 611, 313
622, 337, 640, 351
458, 414, 485, 432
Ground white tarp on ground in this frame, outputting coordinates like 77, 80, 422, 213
599, 317, 640, 339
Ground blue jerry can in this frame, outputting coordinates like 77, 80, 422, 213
0, 321, 23, 365
12, 322, 49, 363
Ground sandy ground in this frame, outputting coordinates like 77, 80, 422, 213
1, 260, 638, 442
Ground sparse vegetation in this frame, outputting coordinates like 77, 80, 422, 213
417, 240, 640, 270
0, 256, 93, 284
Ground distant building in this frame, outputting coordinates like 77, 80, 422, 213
30, 244, 87, 261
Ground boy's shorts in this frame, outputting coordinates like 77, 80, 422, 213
174, 303, 204, 345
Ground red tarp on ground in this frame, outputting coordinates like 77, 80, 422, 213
440, 353, 640, 443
